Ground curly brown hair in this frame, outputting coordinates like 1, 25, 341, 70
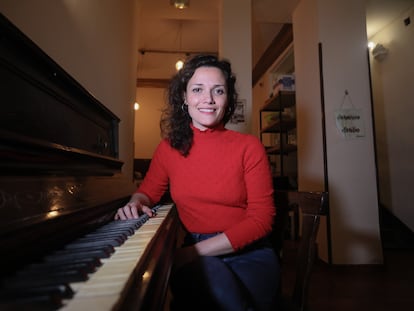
160, 54, 238, 156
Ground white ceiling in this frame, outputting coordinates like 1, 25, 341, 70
137, 0, 414, 81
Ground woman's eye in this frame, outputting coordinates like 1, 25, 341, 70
214, 88, 226, 95
192, 87, 202, 93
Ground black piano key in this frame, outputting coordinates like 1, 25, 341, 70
0, 283, 73, 310
0, 295, 63, 311
50, 249, 110, 260
86, 230, 132, 240
64, 240, 116, 251
44, 256, 102, 268
93, 225, 135, 235
110, 214, 151, 230
93, 223, 130, 232
54, 244, 114, 257
77, 230, 127, 239
45, 249, 111, 262
25, 261, 96, 274
79, 232, 128, 242
71, 236, 124, 247
0, 276, 78, 309
4, 270, 88, 287
16, 267, 89, 282
0, 283, 74, 300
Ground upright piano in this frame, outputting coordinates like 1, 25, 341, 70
0, 13, 179, 311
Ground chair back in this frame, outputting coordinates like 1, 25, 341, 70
274, 191, 329, 311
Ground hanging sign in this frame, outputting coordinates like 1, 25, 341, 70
335, 108, 365, 138
334, 90, 365, 139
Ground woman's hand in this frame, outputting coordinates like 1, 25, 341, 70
114, 193, 153, 220
172, 233, 235, 272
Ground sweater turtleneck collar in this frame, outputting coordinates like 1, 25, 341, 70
190, 123, 226, 134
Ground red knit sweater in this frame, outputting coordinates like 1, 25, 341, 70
137, 125, 275, 250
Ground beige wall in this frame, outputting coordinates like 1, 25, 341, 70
369, 5, 414, 231
293, 0, 383, 264
0, 0, 139, 192
134, 87, 165, 158
220, 0, 253, 134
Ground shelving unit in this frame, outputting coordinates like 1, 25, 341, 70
260, 90, 297, 189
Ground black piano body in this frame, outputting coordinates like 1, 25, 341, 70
0, 13, 179, 310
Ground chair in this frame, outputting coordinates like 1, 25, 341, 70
272, 191, 329, 311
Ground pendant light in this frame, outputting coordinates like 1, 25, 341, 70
170, 0, 189, 9
175, 21, 184, 71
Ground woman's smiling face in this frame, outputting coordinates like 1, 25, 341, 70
184, 66, 228, 131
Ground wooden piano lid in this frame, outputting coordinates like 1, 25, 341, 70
0, 12, 132, 275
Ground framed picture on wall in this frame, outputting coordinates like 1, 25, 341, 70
230, 99, 246, 124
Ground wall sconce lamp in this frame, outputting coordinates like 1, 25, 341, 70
170, 0, 189, 9
370, 42, 388, 61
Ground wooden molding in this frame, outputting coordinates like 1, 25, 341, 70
252, 23, 293, 87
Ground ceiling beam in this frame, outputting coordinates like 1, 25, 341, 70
136, 78, 170, 88
252, 23, 293, 87
139, 49, 218, 56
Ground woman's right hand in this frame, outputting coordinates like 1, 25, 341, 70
114, 193, 153, 220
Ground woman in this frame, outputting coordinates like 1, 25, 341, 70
115, 54, 280, 310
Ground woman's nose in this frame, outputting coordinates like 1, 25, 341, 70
204, 91, 215, 104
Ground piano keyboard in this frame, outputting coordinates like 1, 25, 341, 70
61, 203, 174, 310
0, 203, 175, 311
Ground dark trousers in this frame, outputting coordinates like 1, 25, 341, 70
170, 233, 281, 311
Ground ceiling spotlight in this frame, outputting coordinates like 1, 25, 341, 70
170, 0, 189, 9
